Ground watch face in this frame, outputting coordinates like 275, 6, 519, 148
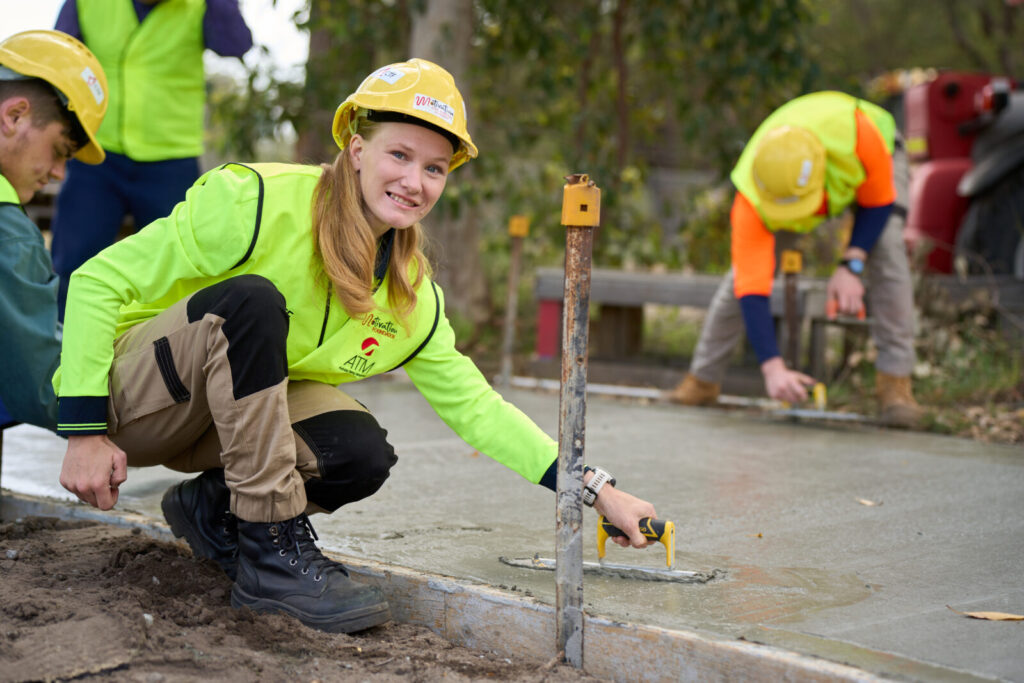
845, 259, 865, 275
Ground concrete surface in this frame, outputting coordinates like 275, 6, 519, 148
2, 373, 1022, 681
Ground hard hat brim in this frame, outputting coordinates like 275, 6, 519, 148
757, 186, 824, 224
74, 135, 105, 165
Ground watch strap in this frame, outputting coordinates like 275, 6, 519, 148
839, 258, 865, 276
583, 467, 615, 507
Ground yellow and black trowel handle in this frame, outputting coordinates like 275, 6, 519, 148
598, 516, 675, 568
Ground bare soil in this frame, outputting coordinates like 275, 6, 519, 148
0, 516, 603, 683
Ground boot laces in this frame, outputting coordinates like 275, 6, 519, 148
219, 508, 238, 545
275, 514, 344, 582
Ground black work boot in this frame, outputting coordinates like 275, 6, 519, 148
231, 514, 391, 633
161, 468, 239, 580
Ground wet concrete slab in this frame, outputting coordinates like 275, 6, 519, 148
2, 373, 1022, 681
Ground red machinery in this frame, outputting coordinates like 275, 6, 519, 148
904, 71, 1024, 276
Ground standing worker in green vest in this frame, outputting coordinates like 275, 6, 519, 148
55, 58, 659, 634
669, 91, 924, 427
50, 0, 253, 321
0, 30, 107, 432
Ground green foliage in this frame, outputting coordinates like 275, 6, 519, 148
807, 0, 1024, 84
207, 0, 1024, 276
207, 1, 818, 274
818, 280, 1022, 442
206, 62, 305, 161
466, 0, 820, 272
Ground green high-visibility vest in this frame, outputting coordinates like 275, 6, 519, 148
79, 0, 206, 160
732, 91, 896, 233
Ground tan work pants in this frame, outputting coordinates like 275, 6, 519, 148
104, 276, 395, 523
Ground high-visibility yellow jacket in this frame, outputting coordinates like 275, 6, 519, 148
55, 163, 557, 484
79, 0, 206, 160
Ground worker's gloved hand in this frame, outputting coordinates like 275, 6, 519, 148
59, 434, 127, 510
592, 485, 657, 549
761, 356, 815, 404
826, 266, 866, 318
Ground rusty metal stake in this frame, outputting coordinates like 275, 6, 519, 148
556, 174, 600, 669
781, 249, 802, 369
498, 215, 530, 389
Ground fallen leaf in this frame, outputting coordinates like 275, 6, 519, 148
856, 498, 881, 506
947, 606, 1024, 621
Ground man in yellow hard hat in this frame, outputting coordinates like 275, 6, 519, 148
669, 91, 923, 427
0, 30, 108, 431
49, 0, 252, 322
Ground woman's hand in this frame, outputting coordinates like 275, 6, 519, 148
590, 480, 657, 549
59, 435, 127, 510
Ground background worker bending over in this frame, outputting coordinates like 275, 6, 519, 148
670, 91, 924, 427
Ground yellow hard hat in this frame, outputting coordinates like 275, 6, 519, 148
332, 58, 478, 171
0, 30, 108, 165
750, 125, 826, 223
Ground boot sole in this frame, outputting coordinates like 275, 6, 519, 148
161, 485, 238, 580
230, 585, 392, 633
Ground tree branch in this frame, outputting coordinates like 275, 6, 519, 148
613, 0, 630, 172
941, 0, 993, 71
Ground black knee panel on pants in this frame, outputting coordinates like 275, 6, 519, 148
186, 274, 289, 399
295, 410, 399, 513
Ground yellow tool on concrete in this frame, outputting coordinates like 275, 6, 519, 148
499, 516, 718, 583
597, 516, 674, 567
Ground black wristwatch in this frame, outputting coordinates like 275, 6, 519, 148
839, 257, 865, 277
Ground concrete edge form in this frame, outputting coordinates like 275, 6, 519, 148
0, 490, 978, 682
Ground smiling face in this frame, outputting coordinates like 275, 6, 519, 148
347, 121, 453, 237
0, 97, 75, 204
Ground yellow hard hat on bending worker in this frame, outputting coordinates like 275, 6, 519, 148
750, 125, 827, 223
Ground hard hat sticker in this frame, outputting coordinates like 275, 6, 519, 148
372, 67, 405, 85
80, 66, 104, 104
412, 94, 455, 125
797, 159, 813, 187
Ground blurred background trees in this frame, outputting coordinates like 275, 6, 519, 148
206, 0, 1024, 325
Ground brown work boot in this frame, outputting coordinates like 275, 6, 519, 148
876, 372, 925, 428
667, 373, 720, 406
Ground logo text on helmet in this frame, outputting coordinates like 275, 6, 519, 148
80, 66, 104, 105
372, 67, 405, 85
413, 94, 455, 125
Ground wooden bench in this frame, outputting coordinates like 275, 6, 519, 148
533, 267, 838, 374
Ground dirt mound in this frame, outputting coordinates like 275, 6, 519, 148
0, 516, 601, 682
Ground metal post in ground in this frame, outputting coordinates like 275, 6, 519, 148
555, 174, 600, 668
498, 215, 530, 389
782, 249, 803, 369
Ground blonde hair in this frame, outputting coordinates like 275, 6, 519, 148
311, 120, 430, 322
